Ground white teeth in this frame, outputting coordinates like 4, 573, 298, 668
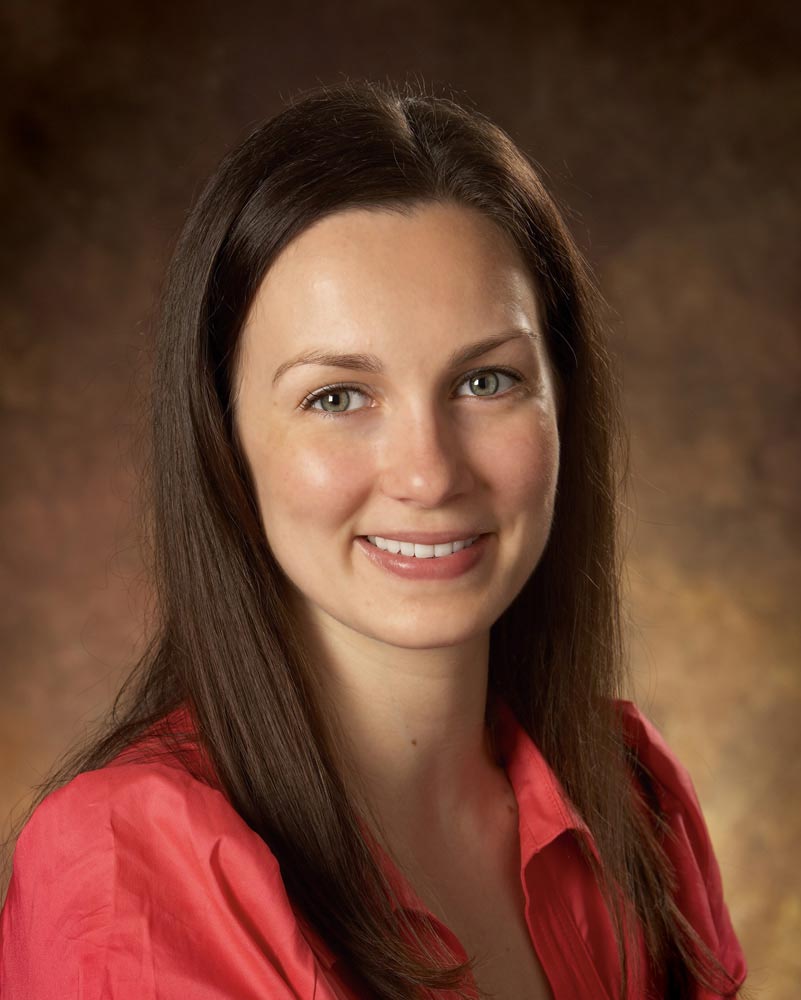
365, 535, 479, 558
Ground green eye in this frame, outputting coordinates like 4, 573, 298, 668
466, 371, 501, 396
455, 368, 521, 398
303, 385, 370, 414
316, 389, 350, 413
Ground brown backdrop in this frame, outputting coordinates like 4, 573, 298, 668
2, 2, 799, 996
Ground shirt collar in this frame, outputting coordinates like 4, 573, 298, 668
491, 694, 594, 857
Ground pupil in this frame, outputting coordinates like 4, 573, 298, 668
324, 391, 347, 411
473, 372, 498, 395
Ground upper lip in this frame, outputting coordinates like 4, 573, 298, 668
360, 530, 487, 544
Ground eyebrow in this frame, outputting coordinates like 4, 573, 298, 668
271, 329, 539, 387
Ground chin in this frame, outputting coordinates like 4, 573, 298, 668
358, 612, 489, 650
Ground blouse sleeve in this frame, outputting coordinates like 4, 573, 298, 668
0, 762, 318, 999
617, 700, 748, 996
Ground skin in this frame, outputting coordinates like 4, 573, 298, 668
233, 200, 561, 864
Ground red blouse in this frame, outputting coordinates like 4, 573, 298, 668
1, 698, 746, 999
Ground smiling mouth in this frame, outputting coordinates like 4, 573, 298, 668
362, 535, 480, 558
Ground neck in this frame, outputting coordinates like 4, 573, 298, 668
302, 613, 504, 853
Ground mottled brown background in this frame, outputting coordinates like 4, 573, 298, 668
1, 0, 799, 996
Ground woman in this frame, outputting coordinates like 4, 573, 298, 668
0, 80, 748, 999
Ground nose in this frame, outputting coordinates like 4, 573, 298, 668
377, 406, 475, 507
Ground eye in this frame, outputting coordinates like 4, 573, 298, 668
299, 367, 525, 416
455, 368, 523, 398
300, 384, 371, 414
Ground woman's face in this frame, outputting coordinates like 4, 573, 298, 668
234, 201, 560, 651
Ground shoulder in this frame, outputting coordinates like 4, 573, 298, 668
613, 699, 748, 991
615, 699, 708, 821
1, 761, 307, 998
7, 756, 291, 900
13, 756, 281, 885
614, 698, 718, 876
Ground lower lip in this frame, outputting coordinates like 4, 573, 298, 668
355, 534, 491, 580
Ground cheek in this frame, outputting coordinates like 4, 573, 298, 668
481, 411, 560, 517
252, 433, 369, 534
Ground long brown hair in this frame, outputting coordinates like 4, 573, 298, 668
2, 79, 742, 999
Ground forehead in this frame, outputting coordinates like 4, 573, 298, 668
241, 201, 542, 361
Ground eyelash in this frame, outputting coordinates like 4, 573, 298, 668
299, 367, 527, 416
